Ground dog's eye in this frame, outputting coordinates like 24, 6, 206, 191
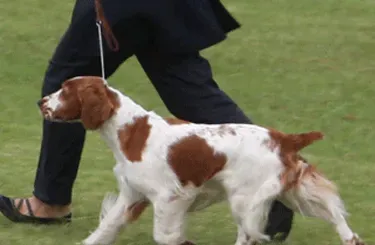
60, 90, 68, 99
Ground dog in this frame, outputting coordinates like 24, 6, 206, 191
38, 76, 365, 245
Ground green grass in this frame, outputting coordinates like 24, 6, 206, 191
0, 0, 374, 244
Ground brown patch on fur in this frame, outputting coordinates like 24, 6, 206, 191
48, 76, 120, 130
127, 201, 149, 222
167, 135, 227, 187
105, 86, 121, 110
165, 117, 190, 125
266, 128, 324, 191
118, 115, 151, 162
79, 86, 116, 130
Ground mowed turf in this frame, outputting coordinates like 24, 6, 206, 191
0, 0, 374, 244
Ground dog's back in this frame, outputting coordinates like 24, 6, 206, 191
119, 120, 283, 203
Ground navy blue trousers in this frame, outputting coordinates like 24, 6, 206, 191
32, 0, 293, 240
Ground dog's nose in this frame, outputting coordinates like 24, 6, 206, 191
37, 98, 43, 107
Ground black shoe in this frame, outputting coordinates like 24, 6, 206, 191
0, 195, 72, 224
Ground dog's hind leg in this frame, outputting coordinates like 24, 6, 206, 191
152, 193, 196, 245
229, 176, 283, 245
234, 225, 251, 245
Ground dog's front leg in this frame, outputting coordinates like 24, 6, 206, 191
82, 165, 146, 245
82, 193, 128, 245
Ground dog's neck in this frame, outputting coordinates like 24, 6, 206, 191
97, 87, 162, 163
110, 88, 150, 124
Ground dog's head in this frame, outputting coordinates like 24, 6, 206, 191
38, 76, 119, 130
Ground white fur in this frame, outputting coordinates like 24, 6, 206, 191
44, 90, 62, 116
41, 77, 365, 245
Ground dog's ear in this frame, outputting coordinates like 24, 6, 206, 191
285, 131, 324, 152
79, 85, 113, 130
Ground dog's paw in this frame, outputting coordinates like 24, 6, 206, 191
250, 233, 270, 244
81, 234, 103, 245
80, 238, 95, 245
81, 234, 116, 245
78, 241, 95, 245
344, 233, 366, 245
81, 232, 98, 245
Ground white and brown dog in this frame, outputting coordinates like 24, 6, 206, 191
38, 76, 365, 245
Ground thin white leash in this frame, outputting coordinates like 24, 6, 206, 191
94, 0, 119, 83
96, 20, 107, 82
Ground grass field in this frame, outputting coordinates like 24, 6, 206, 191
0, 0, 375, 244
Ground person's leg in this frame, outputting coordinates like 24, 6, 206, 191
0, 0, 137, 222
136, 51, 251, 124
9, 53, 130, 220
135, 51, 294, 241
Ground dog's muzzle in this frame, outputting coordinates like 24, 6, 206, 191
37, 97, 52, 119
